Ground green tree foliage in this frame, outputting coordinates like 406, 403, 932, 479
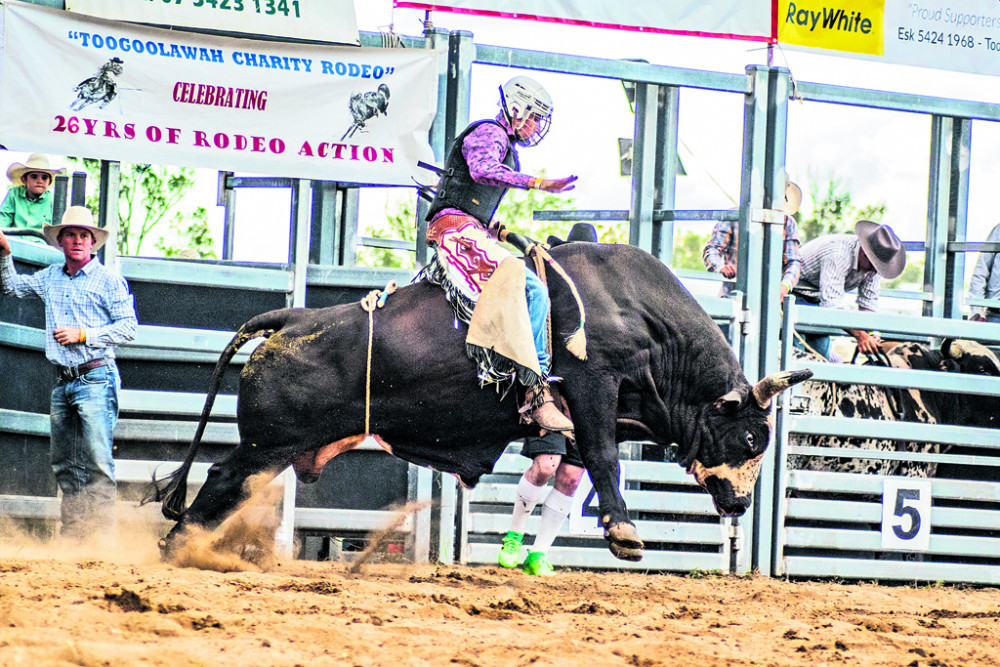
672, 230, 710, 271
799, 176, 886, 243
155, 208, 216, 259
358, 198, 419, 269
881, 257, 923, 290
67, 159, 211, 257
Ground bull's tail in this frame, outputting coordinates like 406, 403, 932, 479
142, 309, 299, 520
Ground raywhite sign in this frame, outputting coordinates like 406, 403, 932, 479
881, 478, 932, 551
395, 0, 775, 41
0, 1, 438, 185
67, 0, 359, 45
778, 0, 1000, 78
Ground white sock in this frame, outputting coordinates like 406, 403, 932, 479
509, 476, 547, 534
531, 488, 574, 554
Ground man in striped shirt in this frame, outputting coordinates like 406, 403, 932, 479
0, 206, 137, 540
791, 220, 905, 360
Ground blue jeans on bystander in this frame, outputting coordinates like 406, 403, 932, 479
49, 363, 120, 538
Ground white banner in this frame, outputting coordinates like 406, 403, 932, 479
395, 0, 775, 41
0, 1, 438, 186
66, 0, 359, 46
779, 0, 1000, 78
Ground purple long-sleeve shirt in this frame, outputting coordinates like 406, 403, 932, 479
432, 119, 532, 222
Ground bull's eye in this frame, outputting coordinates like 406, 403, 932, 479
745, 433, 754, 448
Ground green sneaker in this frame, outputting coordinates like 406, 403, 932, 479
521, 551, 555, 576
498, 532, 524, 568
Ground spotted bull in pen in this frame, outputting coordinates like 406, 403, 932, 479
149, 243, 811, 562
789, 339, 1000, 477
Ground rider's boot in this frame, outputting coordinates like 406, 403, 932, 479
522, 386, 574, 439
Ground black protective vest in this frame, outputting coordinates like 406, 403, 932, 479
426, 120, 520, 225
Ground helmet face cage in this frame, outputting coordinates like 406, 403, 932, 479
499, 77, 552, 147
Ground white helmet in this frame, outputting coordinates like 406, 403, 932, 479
499, 76, 552, 147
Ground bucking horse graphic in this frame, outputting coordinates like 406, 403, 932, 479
71, 57, 124, 111
341, 83, 390, 141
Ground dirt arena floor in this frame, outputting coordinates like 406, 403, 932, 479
2, 485, 998, 667
2, 533, 999, 666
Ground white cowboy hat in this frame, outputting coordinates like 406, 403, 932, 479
6, 153, 66, 184
855, 220, 906, 279
784, 180, 802, 216
42, 206, 109, 251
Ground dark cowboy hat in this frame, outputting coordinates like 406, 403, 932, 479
855, 220, 905, 279
547, 222, 598, 247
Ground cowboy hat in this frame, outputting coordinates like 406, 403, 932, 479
546, 222, 599, 247
855, 220, 905, 279
784, 180, 802, 216
42, 206, 109, 251
6, 153, 66, 184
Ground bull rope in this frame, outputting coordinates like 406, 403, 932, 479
359, 281, 398, 434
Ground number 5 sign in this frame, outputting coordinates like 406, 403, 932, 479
881, 478, 932, 551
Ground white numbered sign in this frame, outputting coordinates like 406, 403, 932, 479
881, 478, 932, 551
568, 463, 627, 537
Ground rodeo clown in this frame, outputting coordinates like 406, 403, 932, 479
418, 77, 580, 575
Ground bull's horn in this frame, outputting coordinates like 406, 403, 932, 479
942, 338, 988, 360
752, 369, 814, 408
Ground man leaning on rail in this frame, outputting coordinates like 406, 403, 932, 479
791, 221, 906, 361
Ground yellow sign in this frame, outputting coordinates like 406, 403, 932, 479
778, 0, 885, 55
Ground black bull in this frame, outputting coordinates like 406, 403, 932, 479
151, 243, 812, 561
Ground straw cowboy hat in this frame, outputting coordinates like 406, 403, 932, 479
6, 153, 66, 184
784, 180, 802, 216
855, 220, 906, 279
42, 206, 109, 251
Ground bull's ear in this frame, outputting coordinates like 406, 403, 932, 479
941, 338, 960, 359
714, 389, 742, 412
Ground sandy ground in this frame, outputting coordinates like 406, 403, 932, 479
2, 526, 999, 667
2, 483, 998, 667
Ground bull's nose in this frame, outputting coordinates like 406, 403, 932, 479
704, 476, 751, 517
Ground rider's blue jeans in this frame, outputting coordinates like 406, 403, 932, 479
524, 270, 550, 376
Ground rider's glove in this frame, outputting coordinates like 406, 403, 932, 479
529, 175, 578, 193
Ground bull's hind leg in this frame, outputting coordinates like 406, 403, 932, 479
160, 442, 296, 555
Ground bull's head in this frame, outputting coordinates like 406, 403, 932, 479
941, 338, 1000, 374
687, 369, 812, 516
940, 339, 1000, 427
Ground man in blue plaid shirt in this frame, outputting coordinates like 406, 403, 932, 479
0, 206, 137, 540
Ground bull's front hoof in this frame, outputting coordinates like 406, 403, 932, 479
609, 542, 644, 562
157, 538, 174, 562
605, 522, 644, 562
158, 528, 186, 562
